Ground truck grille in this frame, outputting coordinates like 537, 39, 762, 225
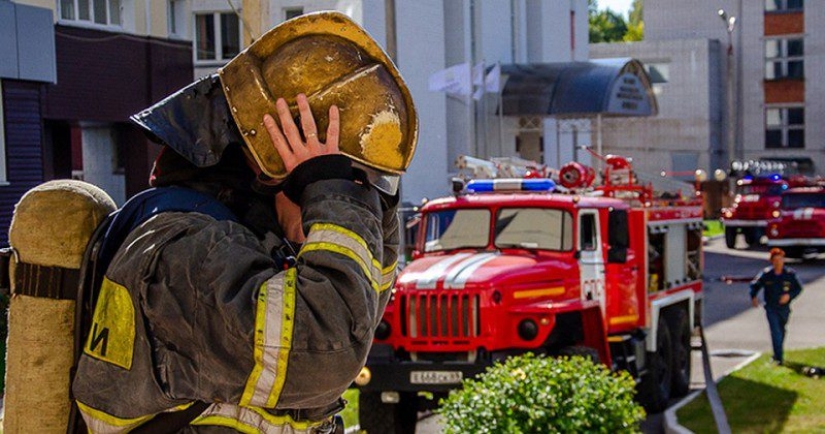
401, 293, 481, 338
783, 221, 822, 237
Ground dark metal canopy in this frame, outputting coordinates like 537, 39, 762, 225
500, 58, 658, 118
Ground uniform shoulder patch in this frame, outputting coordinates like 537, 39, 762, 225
84, 277, 136, 370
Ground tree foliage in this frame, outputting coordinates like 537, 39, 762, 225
588, 0, 644, 43
624, 0, 644, 41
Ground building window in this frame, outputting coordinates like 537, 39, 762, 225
765, 0, 803, 12
284, 7, 304, 20
168, 0, 187, 38
645, 63, 670, 84
765, 107, 804, 148
195, 12, 241, 63
59, 0, 121, 26
765, 38, 804, 80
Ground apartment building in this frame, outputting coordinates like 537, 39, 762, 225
593, 0, 823, 177
0, 0, 194, 245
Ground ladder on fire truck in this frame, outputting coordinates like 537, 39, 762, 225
455, 155, 550, 180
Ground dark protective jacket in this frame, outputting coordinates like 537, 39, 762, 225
72, 176, 399, 433
749, 266, 803, 309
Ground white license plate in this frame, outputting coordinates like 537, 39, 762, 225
410, 370, 463, 385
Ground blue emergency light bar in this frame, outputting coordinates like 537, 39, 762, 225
466, 178, 556, 193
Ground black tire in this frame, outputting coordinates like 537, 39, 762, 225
637, 322, 673, 413
784, 247, 804, 260
724, 227, 737, 249
559, 345, 601, 363
358, 391, 418, 434
744, 228, 759, 247
666, 309, 692, 398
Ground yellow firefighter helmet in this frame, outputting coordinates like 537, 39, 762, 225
219, 11, 418, 186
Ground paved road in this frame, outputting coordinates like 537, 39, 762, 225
416, 238, 825, 433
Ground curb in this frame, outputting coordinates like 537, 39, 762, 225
663, 351, 761, 433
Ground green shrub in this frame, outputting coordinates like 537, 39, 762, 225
438, 353, 645, 433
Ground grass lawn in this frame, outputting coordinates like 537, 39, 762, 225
677, 347, 825, 433
340, 389, 359, 429
703, 220, 724, 238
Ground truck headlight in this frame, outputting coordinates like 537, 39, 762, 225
518, 319, 539, 341
355, 367, 372, 386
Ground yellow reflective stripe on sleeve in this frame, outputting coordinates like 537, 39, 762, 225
300, 243, 380, 292
76, 401, 155, 434
381, 261, 398, 292
240, 270, 295, 408
192, 403, 325, 433
301, 223, 381, 291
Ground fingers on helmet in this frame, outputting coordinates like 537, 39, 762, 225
296, 94, 319, 142
263, 113, 293, 165
276, 98, 304, 153
326, 105, 340, 151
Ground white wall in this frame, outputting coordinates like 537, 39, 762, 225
383, 0, 449, 204
806, 1, 825, 164
81, 125, 125, 205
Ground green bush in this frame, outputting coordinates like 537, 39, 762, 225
438, 353, 645, 433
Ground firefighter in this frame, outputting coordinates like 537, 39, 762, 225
71, 12, 416, 433
749, 247, 803, 365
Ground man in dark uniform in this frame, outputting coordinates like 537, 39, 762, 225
750, 247, 803, 365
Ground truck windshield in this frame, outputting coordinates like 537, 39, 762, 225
424, 209, 490, 252
736, 184, 786, 196
494, 208, 573, 251
422, 207, 573, 252
782, 193, 825, 209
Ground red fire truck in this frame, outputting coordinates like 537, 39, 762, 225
720, 175, 787, 249
719, 160, 815, 249
356, 156, 704, 433
767, 185, 825, 259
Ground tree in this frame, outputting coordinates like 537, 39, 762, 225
624, 0, 644, 41
588, 0, 629, 43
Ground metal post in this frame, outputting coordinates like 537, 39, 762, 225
719, 9, 737, 168
735, 0, 743, 161
384, 0, 397, 61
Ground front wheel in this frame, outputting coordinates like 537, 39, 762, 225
744, 228, 761, 247
358, 391, 418, 434
667, 309, 692, 398
724, 227, 737, 249
637, 322, 673, 413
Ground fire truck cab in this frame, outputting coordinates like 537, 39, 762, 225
767, 185, 825, 259
721, 175, 787, 249
356, 156, 704, 433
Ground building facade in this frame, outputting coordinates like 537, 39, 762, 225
0, 0, 56, 245
595, 0, 823, 176
1, 0, 194, 240
590, 39, 724, 178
